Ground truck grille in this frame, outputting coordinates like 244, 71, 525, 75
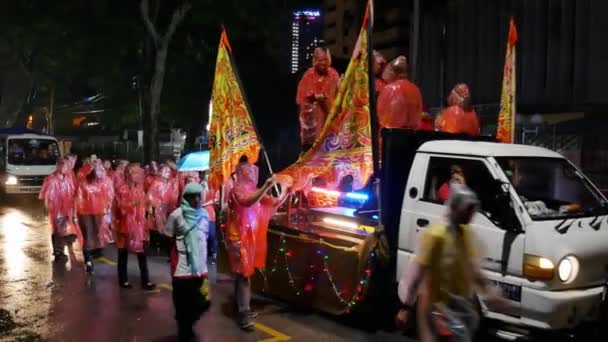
17, 176, 45, 186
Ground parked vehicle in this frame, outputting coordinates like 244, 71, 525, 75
0, 128, 60, 194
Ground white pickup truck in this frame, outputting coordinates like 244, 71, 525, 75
378, 130, 608, 338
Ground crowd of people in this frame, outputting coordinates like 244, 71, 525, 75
38, 155, 222, 340
39, 154, 291, 340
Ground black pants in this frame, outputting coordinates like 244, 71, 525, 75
172, 277, 208, 341
117, 248, 150, 285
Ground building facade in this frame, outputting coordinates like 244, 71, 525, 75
291, 9, 323, 74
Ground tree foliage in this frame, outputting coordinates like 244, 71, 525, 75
0, 0, 289, 158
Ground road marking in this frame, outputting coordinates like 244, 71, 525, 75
93, 256, 291, 341
255, 323, 291, 342
96, 257, 117, 266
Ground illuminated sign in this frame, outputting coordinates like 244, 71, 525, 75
293, 10, 320, 17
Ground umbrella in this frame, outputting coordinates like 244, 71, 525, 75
177, 151, 210, 171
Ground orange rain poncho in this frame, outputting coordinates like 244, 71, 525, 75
147, 166, 179, 233
436, 83, 480, 136
116, 165, 147, 253
39, 158, 78, 237
377, 80, 423, 129
225, 163, 290, 277
376, 56, 423, 130
296, 48, 340, 147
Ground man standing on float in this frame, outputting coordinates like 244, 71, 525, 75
296, 47, 340, 153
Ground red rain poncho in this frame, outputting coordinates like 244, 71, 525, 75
76, 165, 113, 250
377, 79, 423, 129
116, 166, 147, 253
76, 165, 110, 216
296, 51, 340, 147
39, 159, 78, 237
147, 176, 179, 233
436, 83, 480, 136
225, 163, 287, 277
99, 171, 115, 245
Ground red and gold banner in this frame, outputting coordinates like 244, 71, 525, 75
209, 29, 262, 190
280, 2, 373, 191
497, 18, 518, 144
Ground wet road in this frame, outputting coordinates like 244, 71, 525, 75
0, 195, 413, 342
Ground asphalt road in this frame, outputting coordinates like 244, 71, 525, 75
0, 195, 414, 342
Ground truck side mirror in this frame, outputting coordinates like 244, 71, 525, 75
494, 180, 522, 232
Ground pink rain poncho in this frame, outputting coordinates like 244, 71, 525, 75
76, 164, 112, 250
116, 165, 147, 253
144, 161, 159, 192
147, 166, 179, 233
226, 163, 291, 277
99, 167, 115, 245
39, 158, 78, 237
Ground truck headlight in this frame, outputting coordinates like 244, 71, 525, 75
558, 256, 579, 283
5, 175, 18, 185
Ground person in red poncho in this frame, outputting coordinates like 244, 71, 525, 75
76, 163, 112, 274
200, 170, 218, 264
435, 83, 480, 136
296, 47, 340, 153
116, 164, 155, 290
226, 161, 290, 330
419, 105, 435, 131
144, 161, 159, 192
373, 50, 387, 95
103, 160, 113, 177
97, 161, 115, 245
377, 56, 423, 130
39, 157, 79, 261
147, 164, 179, 252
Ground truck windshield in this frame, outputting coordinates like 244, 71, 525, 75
7, 138, 59, 166
496, 157, 608, 220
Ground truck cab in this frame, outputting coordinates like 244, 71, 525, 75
0, 129, 60, 194
392, 135, 608, 332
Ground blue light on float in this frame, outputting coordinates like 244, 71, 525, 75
345, 192, 369, 201
372, 215, 379, 220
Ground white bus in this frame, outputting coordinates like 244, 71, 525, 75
0, 128, 60, 194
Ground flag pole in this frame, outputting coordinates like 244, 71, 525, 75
365, 0, 379, 176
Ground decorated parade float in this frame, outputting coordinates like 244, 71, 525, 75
209, 2, 391, 317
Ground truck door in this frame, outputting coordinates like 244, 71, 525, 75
404, 154, 525, 317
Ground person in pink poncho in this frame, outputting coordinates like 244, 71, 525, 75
76, 163, 112, 274
97, 161, 115, 245
111, 160, 128, 235
147, 165, 179, 251
39, 157, 79, 261
226, 160, 290, 330
116, 164, 155, 290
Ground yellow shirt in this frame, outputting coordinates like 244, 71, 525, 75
415, 224, 477, 304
